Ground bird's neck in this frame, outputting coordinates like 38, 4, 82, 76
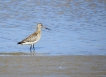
37, 27, 42, 33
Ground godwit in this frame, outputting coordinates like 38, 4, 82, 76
17, 23, 50, 53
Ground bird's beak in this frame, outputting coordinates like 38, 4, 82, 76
43, 26, 50, 30
45, 27, 50, 30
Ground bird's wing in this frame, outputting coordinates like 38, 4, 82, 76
21, 32, 38, 43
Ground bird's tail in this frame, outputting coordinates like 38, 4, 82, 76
17, 42, 23, 44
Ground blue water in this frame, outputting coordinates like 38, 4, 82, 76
0, 0, 106, 55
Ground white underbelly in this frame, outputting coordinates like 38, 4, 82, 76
22, 41, 37, 45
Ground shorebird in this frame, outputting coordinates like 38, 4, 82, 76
17, 23, 50, 53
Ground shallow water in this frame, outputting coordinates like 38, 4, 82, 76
0, 0, 106, 55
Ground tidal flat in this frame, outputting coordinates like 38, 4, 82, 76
0, 54, 106, 77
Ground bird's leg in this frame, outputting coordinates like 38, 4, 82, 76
33, 44, 35, 53
30, 45, 32, 53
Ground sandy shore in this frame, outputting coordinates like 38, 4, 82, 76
0, 53, 106, 77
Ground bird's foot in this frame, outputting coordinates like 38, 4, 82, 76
30, 51, 35, 56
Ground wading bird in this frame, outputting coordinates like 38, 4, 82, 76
17, 23, 50, 53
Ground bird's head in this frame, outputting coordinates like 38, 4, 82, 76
37, 23, 50, 30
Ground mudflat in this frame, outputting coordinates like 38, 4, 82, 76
0, 54, 106, 77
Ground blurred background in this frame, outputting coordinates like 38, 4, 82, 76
0, 0, 106, 55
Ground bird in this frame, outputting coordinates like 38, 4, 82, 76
17, 23, 50, 53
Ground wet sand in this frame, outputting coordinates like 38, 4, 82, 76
0, 53, 106, 77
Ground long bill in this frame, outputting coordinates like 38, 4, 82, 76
43, 26, 50, 30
